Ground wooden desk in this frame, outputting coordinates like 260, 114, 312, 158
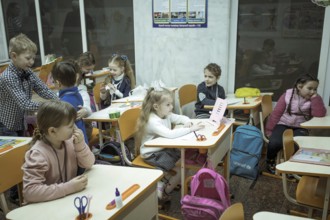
0, 137, 32, 214
112, 87, 178, 103
294, 136, 330, 149
253, 211, 314, 220
276, 143, 330, 220
84, 69, 110, 84
205, 93, 273, 125
144, 119, 233, 197
6, 164, 163, 220
300, 106, 330, 129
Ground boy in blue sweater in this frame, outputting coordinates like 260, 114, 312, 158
51, 60, 88, 144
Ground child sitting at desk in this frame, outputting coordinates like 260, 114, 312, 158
265, 74, 326, 174
52, 60, 89, 144
99, 54, 135, 108
22, 100, 95, 204
195, 63, 226, 119
136, 87, 204, 201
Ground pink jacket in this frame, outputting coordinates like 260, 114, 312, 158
22, 138, 95, 204
266, 89, 326, 136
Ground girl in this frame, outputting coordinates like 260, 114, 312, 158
265, 74, 326, 174
136, 88, 204, 200
22, 100, 95, 204
100, 54, 135, 108
195, 63, 226, 118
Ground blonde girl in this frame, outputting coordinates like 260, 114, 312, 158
22, 100, 95, 204
100, 54, 136, 108
136, 88, 204, 200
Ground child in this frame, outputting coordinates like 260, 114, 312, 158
0, 33, 57, 137
136, 88, 204, 200
22, 100, 95, 204
100, 54, 135, 108
265, 74, 327, 174
195, 63, 226, 118
250, 51, 275, 76
77, 51, 95, 77
51, 60, 89, 144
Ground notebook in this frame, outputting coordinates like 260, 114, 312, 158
290, 148, 330, 166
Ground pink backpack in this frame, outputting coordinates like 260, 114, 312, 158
181, 167, 231, 220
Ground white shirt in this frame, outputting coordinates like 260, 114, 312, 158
78, 84, 92, 116
140, 112, 192, 158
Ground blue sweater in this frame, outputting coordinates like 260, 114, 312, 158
59, 87, 88, 144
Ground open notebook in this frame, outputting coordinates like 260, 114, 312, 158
290, 148, 330, 166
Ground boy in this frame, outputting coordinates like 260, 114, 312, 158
0, 33, 57, 137
0, 33, 57, 204
51, 60, 89, 144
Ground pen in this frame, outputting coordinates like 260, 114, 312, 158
193, 131, 198, 138
85, 195, 92, 219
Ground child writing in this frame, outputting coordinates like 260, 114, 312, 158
100, 54, 135, 108
265, 74, 326, 174
0, 33, 57, 137
136, 87, 204, 200
52, 60, 89, 144
195, 63, 226, 118
22, 100, 95, 203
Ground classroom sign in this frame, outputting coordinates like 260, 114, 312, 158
153, 0, 208, 28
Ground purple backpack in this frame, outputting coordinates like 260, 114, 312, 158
181, 167, 231, 220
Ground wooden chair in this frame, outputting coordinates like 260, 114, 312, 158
219, 202, 245, 220
0, 144, 30, 214
0, 63, 9, 74
38, 60, 56, 84
280, 129, 328, 218
178, 84, 197, 116
117, 107, 154, 168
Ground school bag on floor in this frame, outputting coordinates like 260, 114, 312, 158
96, 141, 133, 166
230, 124, 263, 180
181, 166, 231, 220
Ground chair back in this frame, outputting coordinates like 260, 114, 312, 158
259, 95, 272, 143
93, 82, 103, 111
219, 202, 244, 220
38, 60, 56, 83
118, 108, 141, 142
0, 63, 9, 74
282, 129, 295, 161
178, 84, 197, 115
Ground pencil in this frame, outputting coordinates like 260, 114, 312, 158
193, 131, 198, 138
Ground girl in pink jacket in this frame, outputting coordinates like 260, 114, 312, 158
22, 100, 95, 204
265, 74, 326, 174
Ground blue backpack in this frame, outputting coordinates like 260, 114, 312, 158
230, 125, 263, 180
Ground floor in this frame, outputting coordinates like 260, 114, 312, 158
0, 163, 325, 220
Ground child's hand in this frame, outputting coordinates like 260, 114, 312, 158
69, 175, 88, 193
190, 123, 205, 132
76, 106, 88, 120
73, 126, 84, 144
100, 84, 107, 93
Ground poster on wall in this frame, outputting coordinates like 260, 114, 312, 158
153, 0, 207, 28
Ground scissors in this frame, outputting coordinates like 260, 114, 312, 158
193, 131, 206, 141
74, 196, 88, 216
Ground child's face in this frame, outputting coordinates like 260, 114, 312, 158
54, 120, 75, 141
204, 69, 218, 87
108, 61, 124, 78
81, 64, 95, 75
153, 95, 173, 118
11, 51, 35, 71
297, 81, 318, 99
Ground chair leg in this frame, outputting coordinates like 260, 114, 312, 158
0, 193, 10, 215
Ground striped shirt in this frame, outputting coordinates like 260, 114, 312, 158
0, 62, 57, 131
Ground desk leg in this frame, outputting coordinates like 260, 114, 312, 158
181, 148, 186, 198
322, 177, 330, 220
98, 122, 104, 146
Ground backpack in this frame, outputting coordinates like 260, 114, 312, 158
181, 167, 231, 220
230, 125, 263, 180
97, 141, 133, 166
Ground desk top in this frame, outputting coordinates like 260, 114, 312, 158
300, 106, 330, 129
294, 136, 330, 149
145, 119, 233, 149
0, 136, 32, 155
253, 211, 313, 220
6, 164, 163, 220
84, 69, 110, 80
83, 103, 141, 122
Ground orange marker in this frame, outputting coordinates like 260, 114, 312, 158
106, 184, 140, 210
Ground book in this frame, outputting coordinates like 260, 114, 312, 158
290, 148, 330, 166
0, 139, 16, 147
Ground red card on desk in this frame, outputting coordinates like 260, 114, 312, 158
209, 98, 227, 126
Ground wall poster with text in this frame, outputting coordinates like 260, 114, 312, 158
153, 0, 208, 28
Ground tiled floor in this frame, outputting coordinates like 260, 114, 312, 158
0, 166, 325, 220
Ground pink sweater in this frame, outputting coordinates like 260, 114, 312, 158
22, 138, 95, 204
266, 89, 326, 136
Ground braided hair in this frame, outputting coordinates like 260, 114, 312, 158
287, 74, 319, 116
